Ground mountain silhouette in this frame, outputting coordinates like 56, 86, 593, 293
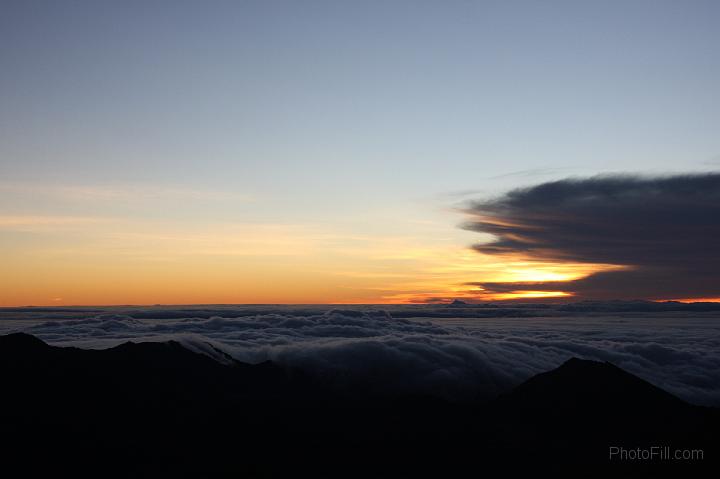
487, 357, 716, 477
500, 356, 686, 411
448, 299, 469, 306
1, 333, 716, 478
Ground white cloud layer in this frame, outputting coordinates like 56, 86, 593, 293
1, 305, 718, 405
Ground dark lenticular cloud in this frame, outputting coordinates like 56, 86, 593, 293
463, 173, 720, 300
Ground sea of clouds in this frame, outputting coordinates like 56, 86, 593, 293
1, 304, 719, 405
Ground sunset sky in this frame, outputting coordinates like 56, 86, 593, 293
2, 0, 719, 306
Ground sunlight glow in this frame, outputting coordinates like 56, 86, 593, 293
661, 298, 720, 303
0, 209, 624, 306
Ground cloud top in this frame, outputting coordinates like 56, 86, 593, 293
1, 305, 718, 406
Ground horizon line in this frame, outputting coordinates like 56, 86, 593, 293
2, 299, 720, 308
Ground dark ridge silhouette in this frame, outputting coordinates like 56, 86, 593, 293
503, 357, 686, 410
0, 333, 716, 478
488, 357, 716, 476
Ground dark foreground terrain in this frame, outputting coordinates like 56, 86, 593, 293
1, 333, 717, 478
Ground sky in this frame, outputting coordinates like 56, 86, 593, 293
1, 0, 719, 305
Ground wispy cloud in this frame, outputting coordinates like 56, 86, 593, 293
0, 215, 110, 232
487, 167, 576, 180
0, 181, 255, 203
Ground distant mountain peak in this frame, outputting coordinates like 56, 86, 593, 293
501, 356, 685, 413
448, 299, 468, 306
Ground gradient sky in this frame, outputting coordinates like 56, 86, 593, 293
1, 0, 719, 305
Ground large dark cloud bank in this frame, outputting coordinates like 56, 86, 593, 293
463, 173, 720, 300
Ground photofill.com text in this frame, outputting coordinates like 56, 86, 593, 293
609, 446, 703, 461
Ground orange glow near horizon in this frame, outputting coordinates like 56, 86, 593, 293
0, 214, 626, 306
380, 289, 573, 304
660, 298, 720, 303
491, 290, 574, 300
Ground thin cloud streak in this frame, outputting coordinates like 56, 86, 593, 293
0, 181, 255, 203
0, 215, 111, 231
